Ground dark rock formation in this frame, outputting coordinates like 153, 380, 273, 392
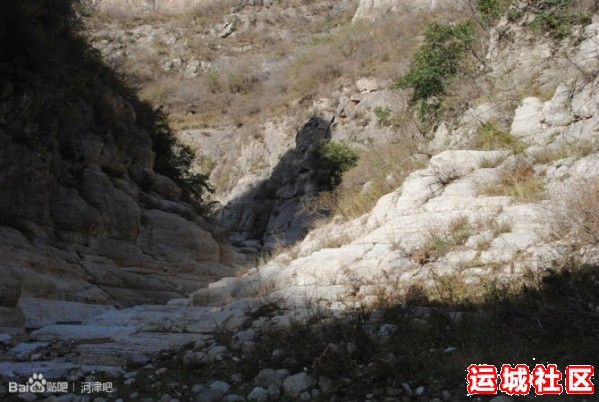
0, 0, 235, 317
218, 117, 336, 251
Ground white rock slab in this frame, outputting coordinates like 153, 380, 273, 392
17, 297, 114, 329
30, 325, 137, 342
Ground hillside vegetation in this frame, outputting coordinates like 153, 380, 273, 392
1, 0, 599, 401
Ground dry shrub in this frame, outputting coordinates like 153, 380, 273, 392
321, 134, 426, 219
138, 77, 179, 105
190, 0, 239, 27
552, 178, 599, 246
531, 139, 599, 164
411, 216, 473, 264
479, 160, 545, 203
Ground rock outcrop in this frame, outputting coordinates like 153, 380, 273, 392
80, 0, 271, 15
1, 1, 599, 401
216, 116, 337, 251
352, 0, 462, 22
191, 14, 599, 307
0, 0, 235, 320
80, 0, 209, 15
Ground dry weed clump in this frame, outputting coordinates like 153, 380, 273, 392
531, 139, 599, 165
410, 216, 474, 264
552, 178, 599, 246
319, 134, 426, 220
469, 121, 526, 153
479, 160, 545, 203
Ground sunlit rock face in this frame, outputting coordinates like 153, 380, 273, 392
352, 0, 462, 22
79, 0, 206, 15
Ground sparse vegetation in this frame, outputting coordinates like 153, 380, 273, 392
471, 121, 526, 153
373, 107, 392, 127
448, 215, 474, 245
319, 140, 359, 187
528, 0, 594, 40
483, 216, 513, 236
479, 154, 508, 168
85, 3, 437, 128
316, 136, 426, 220
475, 0, 512, 21
531, 139, 599, 164
412, 216, 474, 263
394, 20, 476, 125
479, 160, 546, 203
552, 178, 599, 247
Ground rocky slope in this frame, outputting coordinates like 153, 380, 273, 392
194, 2, 599, 305
1, 0, 599, 401
0, 0, 236, 329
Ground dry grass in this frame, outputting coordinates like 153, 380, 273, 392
552, 178, 599, 247
315, 132, 426, 220
531, 139, 599, 164
315, 231, 357, 250
479, 160, 546, 203
483, 216, 513, 236
469, 121, 526, 153
478, 154, 507, 168
85, 3, 448, 129
411, 216, 474, 264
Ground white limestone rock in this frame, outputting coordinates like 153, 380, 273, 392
283, 372, 316, 397
17, 297, 114, 329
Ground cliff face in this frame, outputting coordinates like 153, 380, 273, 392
0, 0, 235, 320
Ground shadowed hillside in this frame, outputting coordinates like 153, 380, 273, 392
0, 0, 235, 312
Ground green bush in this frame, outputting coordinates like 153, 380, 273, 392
394, 21, 475, 104
476, 0, 512, 20
529, 0, 593, 39
319, 141, 359, 187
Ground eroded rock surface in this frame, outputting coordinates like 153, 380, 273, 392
0, 0, 236, 328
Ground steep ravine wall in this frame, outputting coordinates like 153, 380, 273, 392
0, 0, 236, 331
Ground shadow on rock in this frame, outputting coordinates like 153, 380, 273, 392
217, 116, 338, 253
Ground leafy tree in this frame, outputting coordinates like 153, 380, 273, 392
394, 21, 475, 104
